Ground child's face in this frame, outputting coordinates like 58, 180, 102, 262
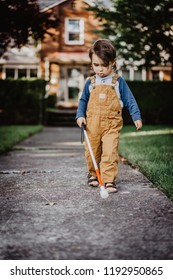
92, 53, 114, 78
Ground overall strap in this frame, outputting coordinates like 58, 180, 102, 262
111, 74, 119, 88
111, 74, 122, 106
89, 75, 95, 89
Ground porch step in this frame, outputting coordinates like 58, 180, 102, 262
45, 109, 77, 127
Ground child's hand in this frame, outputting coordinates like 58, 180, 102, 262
134, 120, 142, 130
77, 117, 86, 127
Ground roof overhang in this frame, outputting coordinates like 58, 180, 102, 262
40, 0, 94, 13
47, 52, 90, 64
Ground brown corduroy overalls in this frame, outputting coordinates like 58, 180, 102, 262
85, 75, 123, 184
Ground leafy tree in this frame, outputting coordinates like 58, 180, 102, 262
0, 0, 58, 55
88, 0, 173, 80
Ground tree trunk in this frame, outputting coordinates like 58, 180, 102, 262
170, 55, 173, 81
171, 68, 173, 81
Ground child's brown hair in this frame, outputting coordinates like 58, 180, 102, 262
89, 39, 117, 70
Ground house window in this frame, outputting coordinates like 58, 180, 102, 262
3, 67, 39, 79
134, 70, 142, 80
18, 69, 27, 78
122, 70, 130, 80
6, 68, 15, 79
152, 70, 160, 80
71, 0, 77, 9
30, 69, 38, 78
65, 18, 84, 45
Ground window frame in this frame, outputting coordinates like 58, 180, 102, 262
2, 66, 39, 79
65, 18, 84, 45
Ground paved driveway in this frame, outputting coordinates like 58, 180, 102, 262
0, 127, 173, 259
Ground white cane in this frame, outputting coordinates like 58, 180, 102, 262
81, 124, 109, 199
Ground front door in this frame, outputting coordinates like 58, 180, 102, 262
68, 68, 81, 102
59, 66, 88, 106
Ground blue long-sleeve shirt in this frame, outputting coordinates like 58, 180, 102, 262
76, 75, 142, 122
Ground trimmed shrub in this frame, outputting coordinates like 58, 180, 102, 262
0, 79, 172, 125
124, 81, 173, 125
0, 79, 46, 124
45, 93, 57, 108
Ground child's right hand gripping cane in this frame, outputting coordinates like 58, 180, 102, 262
77, 117, 86, 127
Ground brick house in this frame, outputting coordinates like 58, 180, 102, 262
39, 0, 100, 107
0, 0, 171, 109
39, 0, 171, 107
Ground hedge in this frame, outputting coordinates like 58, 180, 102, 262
0, 79, 172, 125
124, 81, 173, 125
0, 79, 46, 124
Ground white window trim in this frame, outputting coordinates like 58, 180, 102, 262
65, 18, 84, 45
2, 66, 39, 79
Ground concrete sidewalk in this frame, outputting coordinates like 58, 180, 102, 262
0, 127, 173, 260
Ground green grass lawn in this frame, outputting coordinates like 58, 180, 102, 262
0, 125, 43, 154
119, 125, 173, 200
